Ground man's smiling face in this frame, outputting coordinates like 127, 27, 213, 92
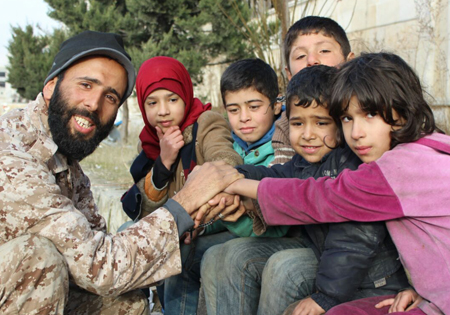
45, 56, 127, 160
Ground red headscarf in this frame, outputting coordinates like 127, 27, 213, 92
136, 56, 211, 160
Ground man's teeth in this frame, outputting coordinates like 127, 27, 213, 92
75, 116, 93, 128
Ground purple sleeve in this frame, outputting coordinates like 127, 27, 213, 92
258, 162, 405, 225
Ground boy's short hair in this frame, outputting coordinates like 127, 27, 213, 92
220, 58, 279, 107
286, 65, 337, 119
284, 16, 351, 69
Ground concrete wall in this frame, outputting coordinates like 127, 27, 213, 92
195, 0, 450, 132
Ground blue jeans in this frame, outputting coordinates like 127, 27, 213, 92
158, 231, 237, 315
200, 236, 317, 315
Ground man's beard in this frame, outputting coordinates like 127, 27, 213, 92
48, 81, 116, 161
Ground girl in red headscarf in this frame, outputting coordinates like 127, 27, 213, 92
119, 57, 242, 315
121, 57, 242, 315
121, 56, 242, 221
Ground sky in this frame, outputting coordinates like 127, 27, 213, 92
0, 0, 61, 66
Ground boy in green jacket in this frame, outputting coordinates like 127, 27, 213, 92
159, 58, 288, 315
214, 58, 288, 237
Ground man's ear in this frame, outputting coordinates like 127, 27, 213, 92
285, 66, 293, 81
346, 51, 355, 61
42, 77, 58, 105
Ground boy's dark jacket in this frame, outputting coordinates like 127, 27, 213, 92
236, 145, 409, 311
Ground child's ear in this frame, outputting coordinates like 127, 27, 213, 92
274, 96, 283, 115
285, 66, 293, 81
346, 52, 355, 61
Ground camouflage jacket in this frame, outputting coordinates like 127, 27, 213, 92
0, 94, 182, 296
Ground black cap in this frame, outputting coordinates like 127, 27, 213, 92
44, 30, 136, 103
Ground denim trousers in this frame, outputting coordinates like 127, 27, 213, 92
158, 231, 237, 315
201, 236, 407, 315
200, 236, 317, 315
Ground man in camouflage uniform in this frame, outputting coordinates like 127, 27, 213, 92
0, 30, 241, 315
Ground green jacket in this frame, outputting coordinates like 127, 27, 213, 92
206, 139, 289, 237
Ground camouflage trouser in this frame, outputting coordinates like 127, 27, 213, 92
65, 284, 149, 315
0, 234, 149, 315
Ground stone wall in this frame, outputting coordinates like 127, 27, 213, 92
432, 105, 450, 134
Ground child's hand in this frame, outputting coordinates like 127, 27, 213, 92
205, 196, 246, 224
156, 126, 184, 170
375, 288, 423, 312
224, 200, 246, 222
291, 297, 325, 315
181, 228, 203, 245
223, 178, 259, 199
241, 197, 254, 211
223, 180, 239, 194
194, 193, 243, 227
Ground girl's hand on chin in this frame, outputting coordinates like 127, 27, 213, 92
156, 125, 184, 169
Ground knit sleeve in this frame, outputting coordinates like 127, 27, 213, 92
269, 112, 295, 166
196, 111, 243, 166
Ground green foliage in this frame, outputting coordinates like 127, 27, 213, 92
125, 0, 253, 82
128, 34, 208, 84
189, 0, 254, 61
125, 0, 206, 81
125, 0, 198, 43
44, 0, 127, 35
6, 26, 66, 100
39, 0, 254, 82
7, 0, 257, 96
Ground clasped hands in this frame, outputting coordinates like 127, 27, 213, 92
171, 161, 249, 232
192, 191, 251, 228
189, 166, 250, 229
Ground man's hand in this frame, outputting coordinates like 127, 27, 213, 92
172, 161, 243, 215
291, 297, 325, 315
375, 289, 423, 313
156, 126, 184, 170
194, 193, 246, 227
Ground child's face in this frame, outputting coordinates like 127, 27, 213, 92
286, 33, 350, 80
225, 87, 281, 144
144, 89, 185, 133
289, 101, 338, 163
341, 96, 394, 163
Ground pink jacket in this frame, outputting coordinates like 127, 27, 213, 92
257, 133, 450, 315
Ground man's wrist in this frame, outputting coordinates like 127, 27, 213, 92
162, 199, 194, 237
172, 191, 195, 214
